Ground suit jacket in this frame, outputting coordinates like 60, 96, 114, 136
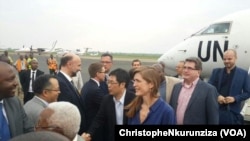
80, 79, 105, 141
208, 67, 250, 113
170, 79, 219, 124
88, 90, 135, 141
3, 96, 34, 138
20, 69, 44, 94
99, 81, 108, 95
23, 96, 47, 125
165, 76, 182, 103
56, 72, 85, 134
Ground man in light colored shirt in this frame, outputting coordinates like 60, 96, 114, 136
82, 68, 135, 141
170, 57, 219, 124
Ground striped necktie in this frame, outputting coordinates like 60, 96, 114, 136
71, 81, 80, 95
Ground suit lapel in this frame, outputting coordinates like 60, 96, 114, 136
58, 72, 79, 96
186, 80, 202, 110
33, 96, 47, 108
218, 68, 224, 91
171, 84, 182, 110
3, 99, 15, 136
123, 91, 135, 124
110, 99, 117, 124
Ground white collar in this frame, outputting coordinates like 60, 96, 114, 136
113, 90, 126, 105
60, 71, 72, 82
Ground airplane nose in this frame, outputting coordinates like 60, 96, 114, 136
158, 52, 177, 76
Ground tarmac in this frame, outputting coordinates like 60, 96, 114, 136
9, 53, 158, 84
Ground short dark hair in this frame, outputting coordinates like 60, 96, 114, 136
33, 74, 57, 95
88, 62, 103, 78
109, 68, 130, 88
185, 57, 202, 70
60, 55, 73, 67
131, 59, 141, 65
101, 52, 113, 61
0, 54, 10, 64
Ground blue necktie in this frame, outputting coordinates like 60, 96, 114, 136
0, 103, 11, 141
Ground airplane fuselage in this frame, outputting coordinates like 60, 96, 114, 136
158, 9, 250, 79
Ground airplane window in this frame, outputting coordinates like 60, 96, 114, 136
200, 22, 231, 34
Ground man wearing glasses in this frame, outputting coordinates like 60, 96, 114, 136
170, 57, 219, 124
100, 53, 113, 94
24, 74, 60, 125
82, 68, 135, 141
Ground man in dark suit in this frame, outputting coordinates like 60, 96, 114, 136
99, 53, 113, 94
170, 57, 219, 124
56, 53, 85, 134
20, 59, 44, 104
82, 68, 135, 141
208, 49, 250, 124
80, 62, 106, 141
0, 62, 34, 140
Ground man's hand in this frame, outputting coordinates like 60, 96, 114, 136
81, 133, 91, 141
225, 96, 235, 104
218, 95, 226, 104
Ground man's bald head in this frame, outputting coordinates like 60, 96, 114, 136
223, 49, 237, 70
0, 62, 14, 75
60, 53, 81, 77
224, 49, 237, 58
0, 62, 17, 99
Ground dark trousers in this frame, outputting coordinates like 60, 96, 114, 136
24, 92, 34, 104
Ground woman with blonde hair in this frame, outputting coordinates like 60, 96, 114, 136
125, 66, 176, 124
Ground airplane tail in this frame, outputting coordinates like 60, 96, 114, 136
50, 40, 57, 52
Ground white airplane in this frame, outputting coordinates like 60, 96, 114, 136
157, 9, 250, 81
15, 40, 58, 55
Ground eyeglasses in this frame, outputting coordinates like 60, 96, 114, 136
183, 66, 198, 71
106, 81, 119, 85
44, 89, 61, 92
101, 61, 112, 64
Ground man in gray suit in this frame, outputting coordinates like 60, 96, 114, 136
0, 62, 34, 140
170, 57, 219, 124
24, 74, 60, 125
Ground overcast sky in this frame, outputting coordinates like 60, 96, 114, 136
1, 0, 250, 54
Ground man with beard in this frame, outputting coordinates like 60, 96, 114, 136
0, 62, 34, 140
56, 53, 85, 134
208, 49, 250, 124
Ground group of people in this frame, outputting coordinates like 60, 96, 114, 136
0, 49, 250, 141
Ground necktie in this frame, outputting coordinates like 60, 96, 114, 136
71, 81, 80, 95
0, 103, 11, 141
32, 71, 35, 84
116, 101, 123, 125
